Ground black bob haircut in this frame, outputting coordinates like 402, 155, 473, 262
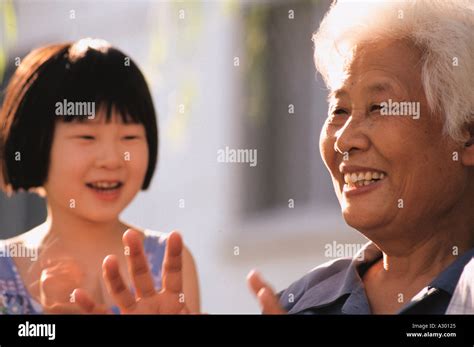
0, 38, 158, 191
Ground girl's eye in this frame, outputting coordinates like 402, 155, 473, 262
78, 135, 95, 140
122, 135, 139, 140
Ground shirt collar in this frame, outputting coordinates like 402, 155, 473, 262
288, 242, 474, 314
288, 241, 380, 313
428, 247, 474, 295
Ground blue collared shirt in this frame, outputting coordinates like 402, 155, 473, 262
278, 242, 474, 314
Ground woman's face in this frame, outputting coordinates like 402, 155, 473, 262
44, 110, 149, 223
319, 40, 468, 241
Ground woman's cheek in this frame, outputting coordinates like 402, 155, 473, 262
320, 122, 338, 169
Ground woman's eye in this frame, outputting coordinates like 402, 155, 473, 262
122, 135, 139, 140
370, 104, 382, 112
78, 135, 95, 140
333, 108, 348, 116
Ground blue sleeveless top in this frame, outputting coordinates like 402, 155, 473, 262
0, 230, 166, 314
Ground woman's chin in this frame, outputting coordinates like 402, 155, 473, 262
341, 207, 389, 232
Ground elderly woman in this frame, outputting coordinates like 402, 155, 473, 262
247, 0, 474, 314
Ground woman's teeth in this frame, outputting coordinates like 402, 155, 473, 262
343, 171, 386, 187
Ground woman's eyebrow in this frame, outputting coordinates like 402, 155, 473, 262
327, 89, 348, 102
365, 82, 396, 94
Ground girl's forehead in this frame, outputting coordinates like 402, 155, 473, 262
59, 109, 142, 125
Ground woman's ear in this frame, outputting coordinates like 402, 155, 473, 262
461, 122, 474, 166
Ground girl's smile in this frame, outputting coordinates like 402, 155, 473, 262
85, 180, 124, 202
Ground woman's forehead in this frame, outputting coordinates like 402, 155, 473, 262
329, 40, 423, 98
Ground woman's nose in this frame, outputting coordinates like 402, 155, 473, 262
334, 115, 370, 155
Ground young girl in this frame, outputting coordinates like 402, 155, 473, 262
0, 38, 200, 314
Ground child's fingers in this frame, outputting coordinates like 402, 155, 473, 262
71, 289, 110, 314
247, 270, 286, 314
102, 255, 137, 312
122, 229, 156, 298
161, 231, 184, 294
44, 303, 82, 314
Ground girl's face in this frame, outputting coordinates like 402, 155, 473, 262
44, 111, 149, 223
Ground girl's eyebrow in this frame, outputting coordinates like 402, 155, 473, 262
63, 122, 96, 127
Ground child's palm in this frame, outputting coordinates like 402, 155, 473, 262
75, 230, 192, 314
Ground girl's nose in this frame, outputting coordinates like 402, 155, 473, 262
95, 142, 124, 170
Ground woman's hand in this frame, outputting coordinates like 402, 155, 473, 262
75, 229, 193, 314
247, 270, 287, 314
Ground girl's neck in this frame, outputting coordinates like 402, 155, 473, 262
25, 205, 128, 255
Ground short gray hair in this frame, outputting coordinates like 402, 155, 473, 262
313, 0, 474, 143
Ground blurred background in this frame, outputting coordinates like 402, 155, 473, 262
0, 0, 366, 313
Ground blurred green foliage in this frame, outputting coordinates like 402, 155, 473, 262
244, 3, 270, 126
0, 0, 17, 83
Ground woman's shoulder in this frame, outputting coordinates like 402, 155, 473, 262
277, 256, 356, 313
286, 257, 353, 293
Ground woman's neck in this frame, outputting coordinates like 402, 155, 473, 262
373, 200, 474, 283
380, 232, 469, 282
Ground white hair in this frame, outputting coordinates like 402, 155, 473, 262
313, 0, 474, 143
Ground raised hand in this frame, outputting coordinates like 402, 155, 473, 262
247, 270, 287, 314
75, 229, 192, 314
31, 257, 108, 314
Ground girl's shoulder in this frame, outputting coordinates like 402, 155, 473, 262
142, 228, 167, 242
141, 229, 167, 253
0, 240, 40, 314
0, 240, 14, 276
140, 229, 168, 289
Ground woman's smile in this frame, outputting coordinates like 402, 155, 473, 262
340, 165, 387, 197
342, 174, 386, 197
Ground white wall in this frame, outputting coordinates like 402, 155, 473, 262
5, 0, 366, 313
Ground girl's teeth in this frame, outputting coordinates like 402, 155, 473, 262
90, 182, 120, 189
